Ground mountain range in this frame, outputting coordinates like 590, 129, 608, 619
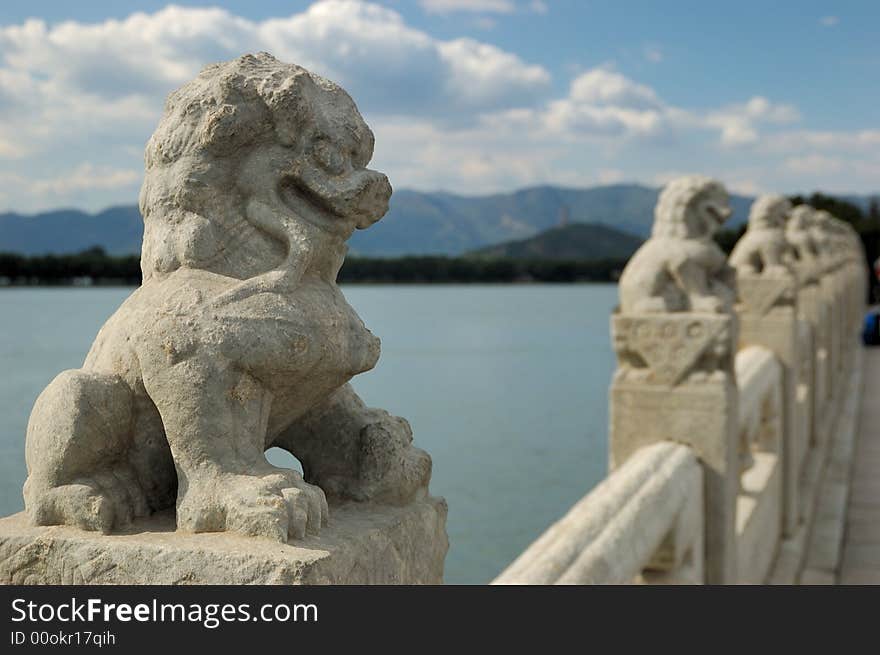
1, 184, 876, 258
469, 223, 642, 261
351, 184, 750, 256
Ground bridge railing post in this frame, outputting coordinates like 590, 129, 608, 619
734, 269, 801, 537
727, 195, 806, 538
610, 313, 739, 584
611, 176, 739, 584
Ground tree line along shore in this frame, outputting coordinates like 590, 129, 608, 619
1, 193, 877, 289
0, 249, 630, 285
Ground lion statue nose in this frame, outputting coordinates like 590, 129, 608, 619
352, 170, 392, 230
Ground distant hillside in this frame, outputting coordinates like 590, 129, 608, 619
0, 206, 142, 255
2, 184, 874, 257
469, 223, 642, 261
348, 184, 754, 256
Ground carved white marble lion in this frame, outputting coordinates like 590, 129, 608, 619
786, 205, 823, 279
729, 195, 796, 276
619, 175, 736, 314
23, 53, 432, 543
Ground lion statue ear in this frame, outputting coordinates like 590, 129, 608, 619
748, 195, 791, 231
262, 69, 315, 148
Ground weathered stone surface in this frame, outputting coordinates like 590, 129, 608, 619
611, 175, 739, 584
618, 175, 736, 315
736, 452, 782, 584
736, 274, 795, 317
610, 376, 738, 584
786, 205, 823, 283
730, 194, 797, 280
0, 498, 448, 585
493, 443, 703, 585
611, 313, 733, 386
731, 196, 803, 536
12, 52, 446, 581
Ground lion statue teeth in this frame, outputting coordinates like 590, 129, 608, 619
618, 175, 737, 315
22, 53, 432, 543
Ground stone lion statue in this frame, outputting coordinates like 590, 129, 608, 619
811, 210, 838, 261
618, 175, 736, 314
23, 53, 432, 543
811, 209, 859, 264
786, 205, 821, 278
729, 195, 796, 276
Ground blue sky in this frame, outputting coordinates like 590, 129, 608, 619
0, 0, 878, 212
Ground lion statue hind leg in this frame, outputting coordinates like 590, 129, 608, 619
23, 370, 150, 533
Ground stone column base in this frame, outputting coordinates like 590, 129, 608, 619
0, 498, 448, 585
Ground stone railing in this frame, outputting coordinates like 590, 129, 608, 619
493, 442, 703, 584
494, 179, 868, 585
734, 346, 784, 584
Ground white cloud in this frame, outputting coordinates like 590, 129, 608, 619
529, 1, 549, 14
471, 16, 497, 30
0, 1, 555, 209
0, 164, 139, 203
820, 16, 839, 27
0, 135, 27, 158
485, 68, 801, 150
420, 0, 515, 14
598, 169, 625, 184
783, 154, 844, 175
728, 179, 767, 196
32, 164, 140, 196
436, 38, 550, 112
763, 129, 880, 153
569, 68, 663, 110
419, 0, 548, 16
784, 157, 880, 194
0, 1, 877, 212
643, 45, 664, 63
712, 120, 758, 146
489, 68, 677, 141
0, 1, 551, 155
706, 96, 800, 146
743, 96, 800, 123
370, 116, 564, 191
652, 170, 696, 186
375, 66, 825, 195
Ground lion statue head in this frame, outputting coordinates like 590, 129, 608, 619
810, 210, 862, 264
747, 194, 791, 231
651, 175, 732, 241
139, 52, 391, 285
787, 204, 815, 234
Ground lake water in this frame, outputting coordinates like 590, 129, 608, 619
0, 284, 616, 584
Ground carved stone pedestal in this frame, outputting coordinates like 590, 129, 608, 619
798, 282, 831, 439
737, 271, 800, 536
0, 499, 448, 585
820, 273, 842, 392
610, 313, 738, 584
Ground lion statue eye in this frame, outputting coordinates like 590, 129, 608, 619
312, 139, 347, 176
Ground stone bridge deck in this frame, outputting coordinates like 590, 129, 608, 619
840, 346, 880, 584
